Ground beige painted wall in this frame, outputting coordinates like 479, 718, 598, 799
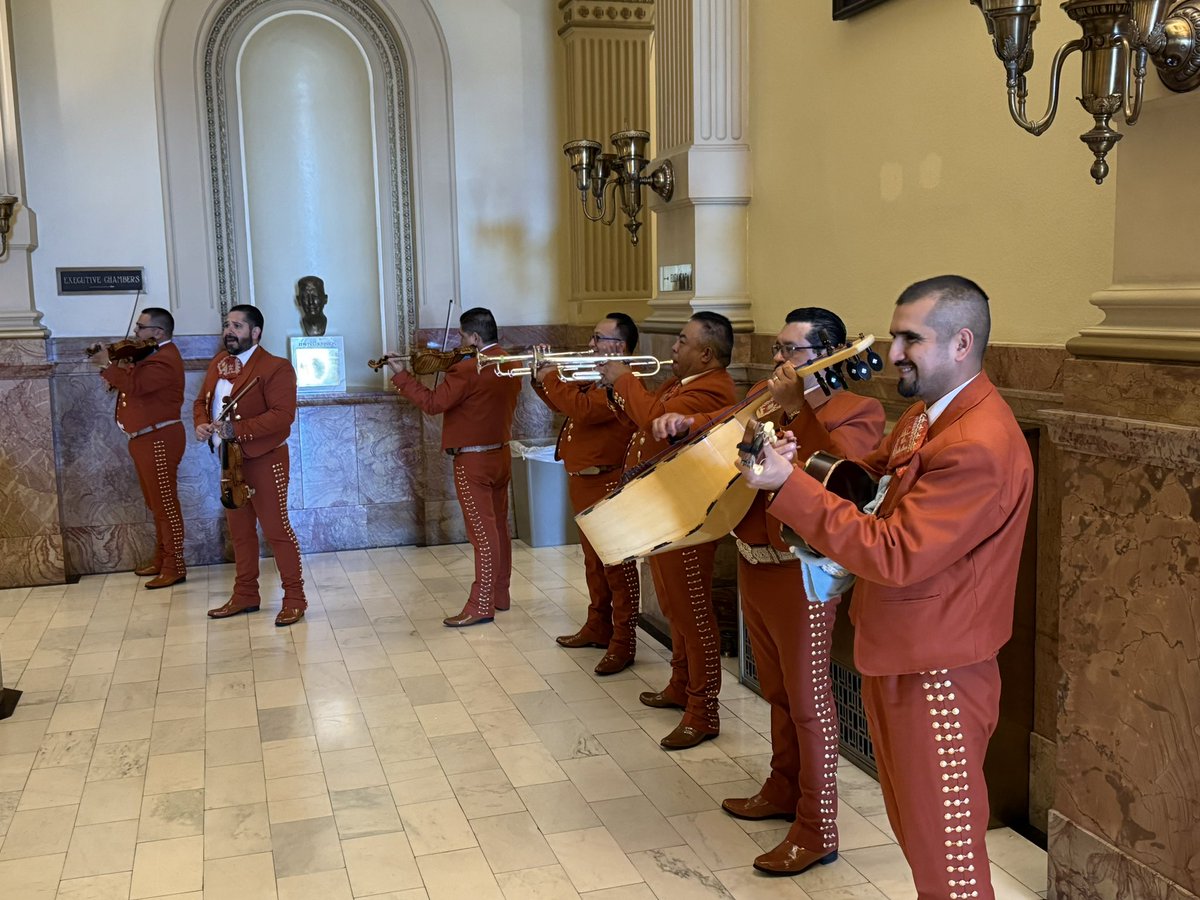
747, 0, 1116, 345
10, 0, 564, 338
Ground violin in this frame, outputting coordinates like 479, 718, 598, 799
209, 377, 260, 510
86, 337, 159, 364
368, 346, 478, 375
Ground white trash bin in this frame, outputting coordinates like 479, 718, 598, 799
509, 440, 580, 548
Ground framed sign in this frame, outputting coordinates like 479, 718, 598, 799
833, 0, 890, 19
57, 267, 145, 294
290, 335, 346, 393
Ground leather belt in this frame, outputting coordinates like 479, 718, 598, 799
446, 443, 504, 456
570, 464, 620, 476
735, 537, 797, 566
124, 419, 182, 440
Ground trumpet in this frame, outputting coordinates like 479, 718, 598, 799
477, 348, 668, 382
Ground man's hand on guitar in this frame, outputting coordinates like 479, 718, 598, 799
767, 362, 808, 415
652, 412, 694, 442
741, 436, 798, 491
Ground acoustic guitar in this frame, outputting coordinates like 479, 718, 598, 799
576, 335, 880, 566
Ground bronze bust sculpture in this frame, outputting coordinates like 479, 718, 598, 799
297, 275, 328, 336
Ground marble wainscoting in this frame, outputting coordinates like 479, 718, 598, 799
46, 328, 570, 580
1044, 358, 1200, 899
0, 338, 66, 587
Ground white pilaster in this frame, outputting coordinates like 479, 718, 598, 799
0, 0, 44, 337
644, 0, 752, 333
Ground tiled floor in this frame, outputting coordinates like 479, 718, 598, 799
0, 541, 1049, 899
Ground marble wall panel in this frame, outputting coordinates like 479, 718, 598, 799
0, 536, 65, 589
1048, 812, 1197, 900
297, 405, 358, 508
63, 524, 156, 577
288, 506, 369, 555
355, 403, 420, 505
364, 502, 422, 548
1055, 451, 1200, 892
1065, 358, 1200, 425
423, 500, 467, 546
0, 378, 60, 539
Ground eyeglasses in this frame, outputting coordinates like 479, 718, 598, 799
591, 334, 624, 343
771, 343, 822, 357
134, 324, 160, 332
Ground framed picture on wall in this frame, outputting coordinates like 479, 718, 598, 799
833, 0, 890, 19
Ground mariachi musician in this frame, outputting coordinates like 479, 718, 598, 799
654, 307, 884, 876
598, 311, 737, 750
384, 307, 522, 627
194, 305, 308, 627
90, 307, 187, 589
531, 314, 640, 675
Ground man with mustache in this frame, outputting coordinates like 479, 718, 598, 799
196, 305, 308, 626
654, 307, 884, 875
744, 276, 1034, 899
599, 311, 737, 750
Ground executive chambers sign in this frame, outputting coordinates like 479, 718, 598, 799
57, 267, 145, 294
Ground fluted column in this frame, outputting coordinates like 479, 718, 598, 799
0, 0, 42, 336
558, 0, 655, 325
1067, 88, 1200, 363
643, 0, 752, 333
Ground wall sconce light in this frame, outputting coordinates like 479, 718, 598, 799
563, 130, 673, 245
970, 0, 1200, 183
0, 195, 16, 258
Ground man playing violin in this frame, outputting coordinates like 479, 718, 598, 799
654, 308, 884, 875
743, 276, 1034, 899
195, 305, 308, 627
598, 311, 737, 750
384, 307, 522, 627
531, 314, 640, 675
90, 307, 187, 589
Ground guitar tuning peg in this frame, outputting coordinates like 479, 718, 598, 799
814, 372, 832, 397
846, 361, 861, 381
824, 368, 844, 391
857, 358, 873, 381
866, 349, 884, 372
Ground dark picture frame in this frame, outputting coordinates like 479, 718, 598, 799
833, 0, 890, 20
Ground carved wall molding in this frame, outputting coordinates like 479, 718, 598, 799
1068, 284, 1200, 363
558, 0, 654, 35
1043, 409, 1200, 472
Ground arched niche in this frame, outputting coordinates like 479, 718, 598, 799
156, 0, 459, 361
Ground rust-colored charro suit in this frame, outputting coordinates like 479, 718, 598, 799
392, 346, 522, 618
609, 367, 737, 733
103, 341, 187, 579
194, 347, 305, 614
768, 374, 1033, 899
533, 371, 639, 657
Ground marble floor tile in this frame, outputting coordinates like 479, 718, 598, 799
0, 852, 66, 900
206, 761, 267, 809
204, 850, 278, 899
204, 801, 273, 859
414, 700, 478, 738
143, 749, 205, 794
594, 728, 676, 772
628, 765, 719, 818
269, 815, 345, 877
397, 796, 477, 857
129, 834, 204, 899
76, 775, 144, 825
149, 717, 205, 756
329, 784, 403, 838
17, 763, 87, 809
591, 795, 685, 853
988, 827, 1049, 894
517, 780, 602, 835
55, 871, 133, 900
667, 809, 766, 872
493, 741, 569, 787
320, 745, 387, 791
46, 700, 105, 734
545, 825, 644, 893
416, 846, 505, 900
448, 767, 525, 819
0, 804, 78, 859
275, 867, 354, 900
137, 789, 205, 842
61, 819, 138, 879
628, 845, 734, 899
430, 731, 498, 775
341, 830, 422, 895
32, 729, 96, 770
471, 809, 558, 874
263, 736, 323, 780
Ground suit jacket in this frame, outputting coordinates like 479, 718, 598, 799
102, 341, 185, 433
391, 345, 521, 451
767, 373, 1033, 675
608, 367, 737, 469
193, 346, 297, 458
532, 371, 634, 474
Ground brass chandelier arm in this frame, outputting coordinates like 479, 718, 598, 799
1008, 39, 1084, 136
1122, 39, 1148, 125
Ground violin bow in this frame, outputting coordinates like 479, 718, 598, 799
433, 297, 455, 387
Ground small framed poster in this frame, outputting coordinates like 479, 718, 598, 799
290, 335, 346, 393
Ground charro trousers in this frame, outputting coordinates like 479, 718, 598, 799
568, 472, 640, 658
739, 557, 841, 853
648, 541, 720, 733
454, 448, 512, 617
128, 422, 186, 578
862, 657, 1000, 900
225, 443, 306, 611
